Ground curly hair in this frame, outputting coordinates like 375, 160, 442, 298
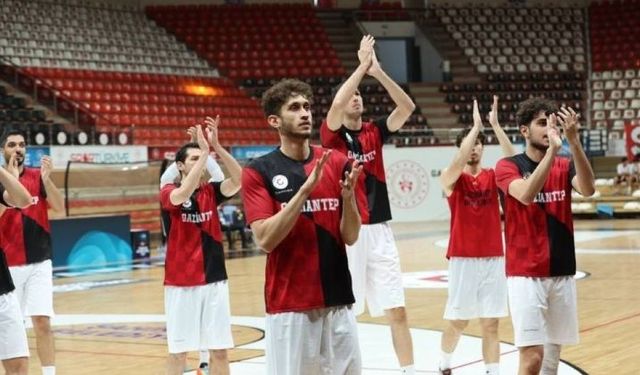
261, 79, 313, 117
516, 97, 558, 127
455, 127, 486, 148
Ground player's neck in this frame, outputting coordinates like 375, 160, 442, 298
463, 163, 481, 176
342, 116, 362, 131
280, 138, 311, 161
525, 144, 546, 163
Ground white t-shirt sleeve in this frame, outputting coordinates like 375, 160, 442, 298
207, 156, 225, 182
160, 162, 179, 187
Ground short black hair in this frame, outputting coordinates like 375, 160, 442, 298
622, 157, 628, 162
261, 79, 313, 117
1, 129, 27, 147
175, 142, 199, 164
455, 127, 486, 148
515, 97, 558, 127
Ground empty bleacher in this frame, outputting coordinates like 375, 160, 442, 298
147, 3, 344, 80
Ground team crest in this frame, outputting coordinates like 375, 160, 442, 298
182, 200, 192, 209
387, 160, 429, 209
272, 174, 288, 189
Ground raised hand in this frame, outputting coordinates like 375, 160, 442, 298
488, 95, 500, 128
472, 99, 484, 130
301, 150, 331, 194
366, 49, 382, 77
6, 153, 19, 179
187, 126, 197, 143
194, 124, 209, 153
204, 115, 221, 149
341, 160, 363, 199
40, 156, 53, 181
547, 113, 563, 150
357, 35, 375, 68
557, 106, 581, 144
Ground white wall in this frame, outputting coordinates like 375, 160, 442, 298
383, 144, 524, 222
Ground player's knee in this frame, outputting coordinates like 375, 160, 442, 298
480, 318, 499, 335
386, 306, 408, 325
520, 347, 543, 373
169, 352, 188, 362
450, 319, 469, 332
31, 316, 52, 335
3, 358, 28, 375
211, 349, 228, 362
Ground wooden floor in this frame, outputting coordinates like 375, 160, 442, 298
23, 219, 640, 374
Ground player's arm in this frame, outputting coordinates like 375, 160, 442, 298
39, 156, 64, 214
339, 161, 362, 245
557, 106, 595, 196
249, 151, 331, 253
488, 95, 517, 157
0, 156, 31, 208
440, 100, 483, 196
505, 115, 562, 205
204, 116, 241, 197
326, 35, 374, 131
368, 51, 415, 132
169, 125, 209, 206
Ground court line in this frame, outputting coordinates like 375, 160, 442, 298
579, 311, 640, 333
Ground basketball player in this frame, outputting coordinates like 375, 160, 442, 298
438, 97, 515, 375
242, 79, 363, 375
0, 150, 32, 375
159, 125, 224, 374
495, 98, 595, 374
0, 130, 65, 375
160, 116, 242, 375
320, 35, 416, 374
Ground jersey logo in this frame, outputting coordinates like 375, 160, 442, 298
272, 175, 288, 190
182, 200, 192, 209
30, 196, 39, 205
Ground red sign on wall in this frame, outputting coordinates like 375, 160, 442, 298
625, 121, 640, 160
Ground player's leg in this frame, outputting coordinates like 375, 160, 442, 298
165, 286, 201, 375
478, 257, 509, 374
0, 292, 29, 375
201, 281, 233, 375
265, 309, 323, 375
322, 305, 361, 375
508, 277, 548, 375
367, 223, 414, 372
25, 260, 56, 374
542, 276, 579, 374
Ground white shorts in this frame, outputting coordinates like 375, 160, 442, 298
347, 222, 405, 317
0, 291, 29, 360
444, 257, 508, 320
265, 305, 361, 375
10, 259, 54, 318
508, 276, 579, 347
164, 280, 234, 354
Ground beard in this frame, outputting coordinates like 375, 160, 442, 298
530, 139, 549, 152
466, 159, 480, 166
280, 123, 311, 140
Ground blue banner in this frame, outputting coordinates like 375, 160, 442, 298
231, 145, 276, 160
24, 146, 51, 167
51, 215, 132, 272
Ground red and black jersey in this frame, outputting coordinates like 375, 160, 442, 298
0, 168, 51, 267
447, 169, 503, 258
320, 118, 394, 224
160, 181, 231, 286
242, 146, 354, 314
496, 153, 576, 277
0, 184, 14, 296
